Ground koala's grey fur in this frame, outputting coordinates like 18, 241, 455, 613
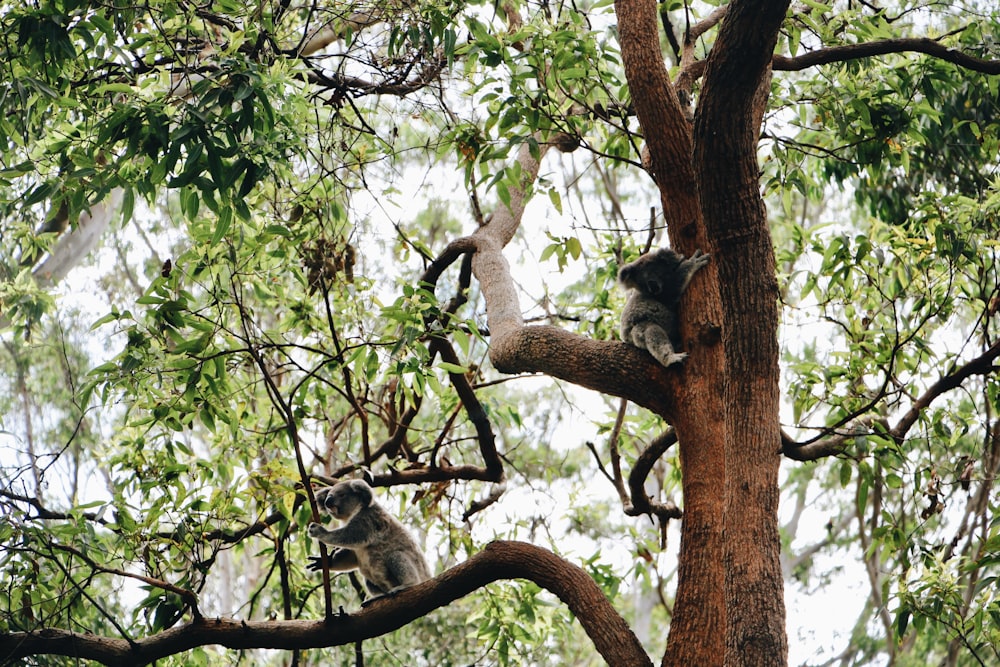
619, 247, 710, 367
307, 479, 430, 602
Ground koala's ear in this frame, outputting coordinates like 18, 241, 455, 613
350, 479, 374, 506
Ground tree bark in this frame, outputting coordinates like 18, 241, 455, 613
615, 0, 792, 664
32, 188, 123, 287
693, 1, 791, 664
614, 1, 728, 665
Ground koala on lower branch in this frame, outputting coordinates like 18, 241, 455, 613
307, 479, 430, 603
619, 247, 710, 367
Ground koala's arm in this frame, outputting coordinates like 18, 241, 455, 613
675, 249, 711, 295
307, 509, 380, 548
306, 548, 360, 572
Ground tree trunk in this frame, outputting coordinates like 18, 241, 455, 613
614, 1, 727, 665
693, 1, 790, 664
616, 0, 791, 665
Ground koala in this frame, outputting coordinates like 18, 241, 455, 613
619, 247, 710, 367
307, 479, 430, 603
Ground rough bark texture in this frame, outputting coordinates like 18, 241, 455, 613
0, 542, 651, 667
693, 1, 791, 664
614, 1, 728, 665
613, 0, 791, 665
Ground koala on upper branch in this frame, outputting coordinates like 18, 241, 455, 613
307, 479, 430, 603
619, 247, 710, 367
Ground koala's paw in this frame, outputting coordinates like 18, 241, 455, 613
661, 352, 688, 366
307, 523, 325, 539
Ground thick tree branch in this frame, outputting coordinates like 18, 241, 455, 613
460, 139, 681, 417
490, 325, 677, 417
0, 542, 651, 667
614, 0, 695, 195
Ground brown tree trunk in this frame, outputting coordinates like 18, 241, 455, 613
616, 0, 791, 665
693, 1, 790, 665
614, 1, 727, 665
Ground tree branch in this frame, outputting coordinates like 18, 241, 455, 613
680, 36, 1000, 83
627, 429, 682, 522
489, 325, 677, 418
0, 542, 651, 667
458, 138, 680, 418
46, 542, 202, 622
773, 37, 1000, 74
783, 341, 1000, 460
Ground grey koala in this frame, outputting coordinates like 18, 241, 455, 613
619, 247, 710, 367
307, 479, 430, 602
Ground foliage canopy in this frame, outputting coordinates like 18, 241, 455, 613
1, 0, 999, 666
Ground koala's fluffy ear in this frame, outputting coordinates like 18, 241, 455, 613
349, 479, 374, 506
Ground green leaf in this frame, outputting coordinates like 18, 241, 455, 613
211, 209, 232, 246
437, 361, 468, 374
120, 187, 135, 225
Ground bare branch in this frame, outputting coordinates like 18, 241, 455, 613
627, 429, 682, 523
681, 36, 1000, 84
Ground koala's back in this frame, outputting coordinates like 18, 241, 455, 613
351, 505, 430, 591
621, 292, 681, 343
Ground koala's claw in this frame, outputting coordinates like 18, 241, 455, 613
661, 352, 688, 366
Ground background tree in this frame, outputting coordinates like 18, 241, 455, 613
1, 1, 998, 666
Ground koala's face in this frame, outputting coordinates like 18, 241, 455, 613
316, 483, 362, 520
619, 249, 682, 296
